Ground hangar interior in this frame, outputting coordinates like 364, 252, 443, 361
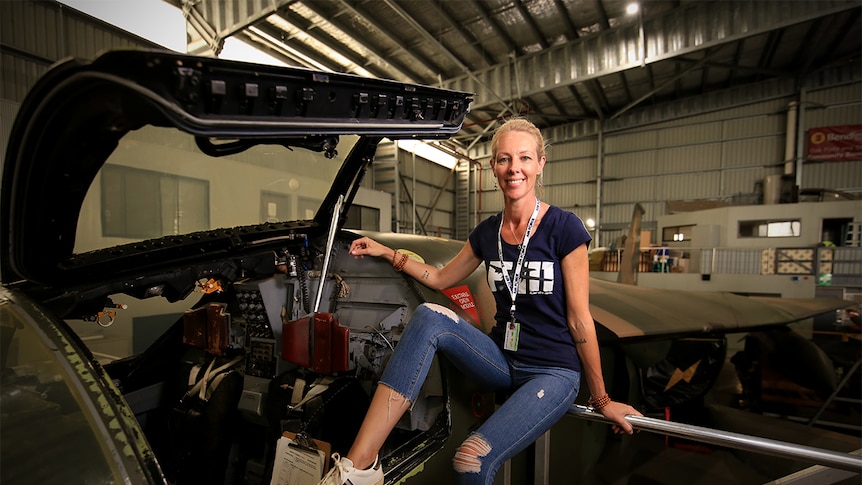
2, 3, 861, 346
170, 0, 862, 247
2, 0, 860, 303
2, 1, 860, 235
0, 1, 861, 482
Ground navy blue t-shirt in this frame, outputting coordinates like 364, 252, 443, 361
468, 205, 592, 371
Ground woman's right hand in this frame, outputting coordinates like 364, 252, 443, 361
349, 236, 391, 260
599, 400, 641, 435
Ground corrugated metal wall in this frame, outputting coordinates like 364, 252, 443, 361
3, 2, 860, 246
465, 82, 860, 246
1, 0, 163, 177
801, 84, 862, 190
0, 1, 162, 101
400, 152, 456, 238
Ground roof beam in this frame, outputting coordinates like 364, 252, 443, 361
815, 9, 862, 71
443, 0, 860, 113
181, 0, 296, 55
237, 29, 334, 70
470, 0, 520, 57
610, 47, 725, 120
438, 2, 496, 68
329, 0, 439, 82
303, 2, 432, 82
263, 10, 401, 79
377, 0, 520, 119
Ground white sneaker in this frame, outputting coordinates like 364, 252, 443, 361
318, 453, 383, 485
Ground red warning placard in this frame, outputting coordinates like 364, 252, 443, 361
442, 285, 480, 325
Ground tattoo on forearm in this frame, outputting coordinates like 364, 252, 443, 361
421, 270, 430, 280
574, 338, 587, 344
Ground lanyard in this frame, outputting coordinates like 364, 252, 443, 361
496, 198, 541, 319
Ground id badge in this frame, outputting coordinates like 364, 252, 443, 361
503, 320, 520, 351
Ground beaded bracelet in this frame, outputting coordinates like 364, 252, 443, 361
588, 394, 611, 410
393, 250, 409, 272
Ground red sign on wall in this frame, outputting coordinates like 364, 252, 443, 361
442, 285, 481, 325
806, 125, 862, 162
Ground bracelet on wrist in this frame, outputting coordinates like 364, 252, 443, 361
588, 394, 611, 410
393, 250, 409, 272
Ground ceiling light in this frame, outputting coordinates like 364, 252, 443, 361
586, 218, 596, 229
396, 139, 458, 169
626, 3, 639, 15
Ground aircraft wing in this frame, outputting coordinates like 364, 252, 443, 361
589, 278, 853, 340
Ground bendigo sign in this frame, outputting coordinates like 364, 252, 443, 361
806, 124, 862, 162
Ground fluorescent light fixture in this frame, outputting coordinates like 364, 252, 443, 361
396, 140, 458, 169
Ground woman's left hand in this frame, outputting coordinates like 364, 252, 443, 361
349, 236, 390, 259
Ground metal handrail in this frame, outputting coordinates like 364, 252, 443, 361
568, 404, 862, 473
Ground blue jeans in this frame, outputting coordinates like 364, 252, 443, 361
379, 303, 581, 485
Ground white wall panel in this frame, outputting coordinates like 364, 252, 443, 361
604, 151, 658, 178
603, 178, 655, 204
694, 99, 790, 124
544, 183, 595, 208
412, 183, 454, 213
657, 122, 723, 146
600, 202, 654, 227
722, 136, 785, 168
657, 143, 722, 174
605, 130, 657, 152
479, 192, 504, 214
802, 162, 862, 191
0, 53, 47, 103
468, 144, 491, 161
805, 84, 862, 107
548, 158, 597, 184
572, 206, 596, 224
722, 114, 785, 139
478, 167, 497, 192
805, 104, 862, 128
656, 172, 721, 200
721, 167, 778, 196
549, 137, 597, 158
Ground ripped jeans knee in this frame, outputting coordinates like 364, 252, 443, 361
421, 302, 460, 321
452, 433, 492, 475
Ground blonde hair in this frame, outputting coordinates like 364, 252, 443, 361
490, 117, 546, 162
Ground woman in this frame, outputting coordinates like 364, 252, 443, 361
320, 118, 641, 485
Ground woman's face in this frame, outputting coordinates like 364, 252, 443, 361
491, 130, 546, 203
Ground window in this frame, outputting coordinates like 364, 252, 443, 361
298, 197, 322, 220
738, 219, 801, 238
261, 191, 291, 223
102, 165, 209, 238
662, 225, 694, 242
344, 204, 380, 231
